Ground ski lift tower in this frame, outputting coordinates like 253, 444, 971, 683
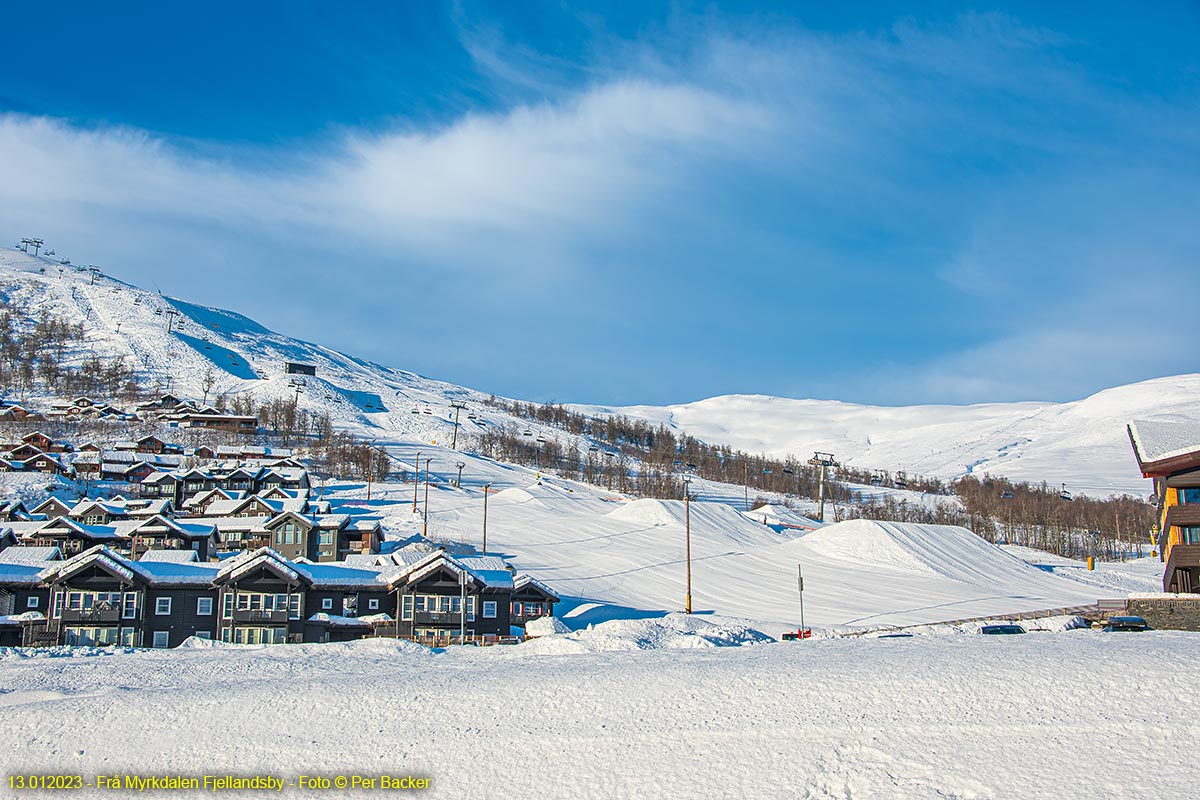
807, 451, 840, 522
449, 401, 468, 449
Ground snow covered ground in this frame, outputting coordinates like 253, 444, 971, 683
0, 627, 1195, 799
325, 467, 1143, 634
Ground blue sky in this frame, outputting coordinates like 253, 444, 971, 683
1, 2, 1197, 406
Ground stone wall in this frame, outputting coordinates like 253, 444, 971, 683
1125, 595, 1200, 631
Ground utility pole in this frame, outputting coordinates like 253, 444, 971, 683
422, 457, 432, 536
20, 238, 44, 255
411, 451, 421, 513
797, 564, 807, 638
684, 477, 693, 614
482, 483, 491, 555
808, 452, 839, 522
455, 461, 465, 488
450, 402, 467, 449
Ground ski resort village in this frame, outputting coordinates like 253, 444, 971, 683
0, 242, 1197, 798
3, 6, 1199, 797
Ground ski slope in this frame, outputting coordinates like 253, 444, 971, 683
4, 246, 1196, 498
574, 377, 1200, 497
332, 454, 1126, 632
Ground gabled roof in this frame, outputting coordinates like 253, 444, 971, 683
68, 499, 129, 519
131, 514, 218, 541
513, 573, 560, 601
44, 517, 125, 541
40, 545, 143, 584
0, 545, 62, 565
215, 547, 306, 586
30, 496, 72, 515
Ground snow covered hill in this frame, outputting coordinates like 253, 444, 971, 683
3, 246, 1192, 498
0, 248, 527, 447
574, 375, 1200, 497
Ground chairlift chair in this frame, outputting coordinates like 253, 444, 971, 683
1001, 490, 1014, 500
1059, 484, 1073, 502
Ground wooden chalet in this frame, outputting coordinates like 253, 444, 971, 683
510, 573, 560, 627
1129, 419, 1200, 592
0, 544, 557, 648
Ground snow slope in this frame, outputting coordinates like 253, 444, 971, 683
574, 376, 1200, 497
352, 460, 1122, 630
3, 246, 1193, 498
1, 631, 1195, 799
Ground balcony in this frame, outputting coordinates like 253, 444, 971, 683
232, 609, 290, 623
411, 610, 473, 624
61, 605, 122, 623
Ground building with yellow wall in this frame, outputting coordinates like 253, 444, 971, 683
1129, 419, 1200, 592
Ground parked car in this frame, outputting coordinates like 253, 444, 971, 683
1103, 616, 1151, 632
980, 624, 1026, 635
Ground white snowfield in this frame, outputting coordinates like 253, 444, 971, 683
0, 630, 1196, 799
574, 376, 1200, 497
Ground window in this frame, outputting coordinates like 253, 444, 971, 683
368, 598, 379, 611
1183, 527, 1200, 545
152, 631, 170, 648
318, 531, 334, 545
196, 597, 213, 616
222, 592, 233, 619
483, 601, 497, 619
402, 595, 414, 621
26, 596, 39, 609
155, 597, 172, 615
1181, 488, 1200, 505
322, 598, 333, 610
123, 592, 138, 620
195, 631, 212, 640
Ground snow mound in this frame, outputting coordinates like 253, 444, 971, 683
492, 487, 546, 508
604, 498, 683, 527
525, 615, 572, 637
518, 613, 773, 654
801, 519, 1065, 590
177, 636, 236, 649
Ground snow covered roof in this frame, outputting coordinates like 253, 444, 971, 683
0, 563, 44, 586
0, 546, 62, 565
215, 547, 304, 585
138, 549, 200, 563
513, 573, 560, 600
135, 560, 221, 585
40, 545, 141, 584
295, 562, 390, 589
1128, 419, 1200, 473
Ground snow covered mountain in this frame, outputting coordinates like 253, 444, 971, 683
574, 375, 1200, 497
3, 245, 1192, 497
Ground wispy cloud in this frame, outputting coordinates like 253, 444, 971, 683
1, 11, 1196, 405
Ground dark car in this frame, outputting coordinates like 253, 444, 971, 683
1103, 616, 1151, 632
980, 624, 1026, 635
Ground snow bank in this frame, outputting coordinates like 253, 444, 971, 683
517, 612, 773, 655
524, 615, 572, 637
